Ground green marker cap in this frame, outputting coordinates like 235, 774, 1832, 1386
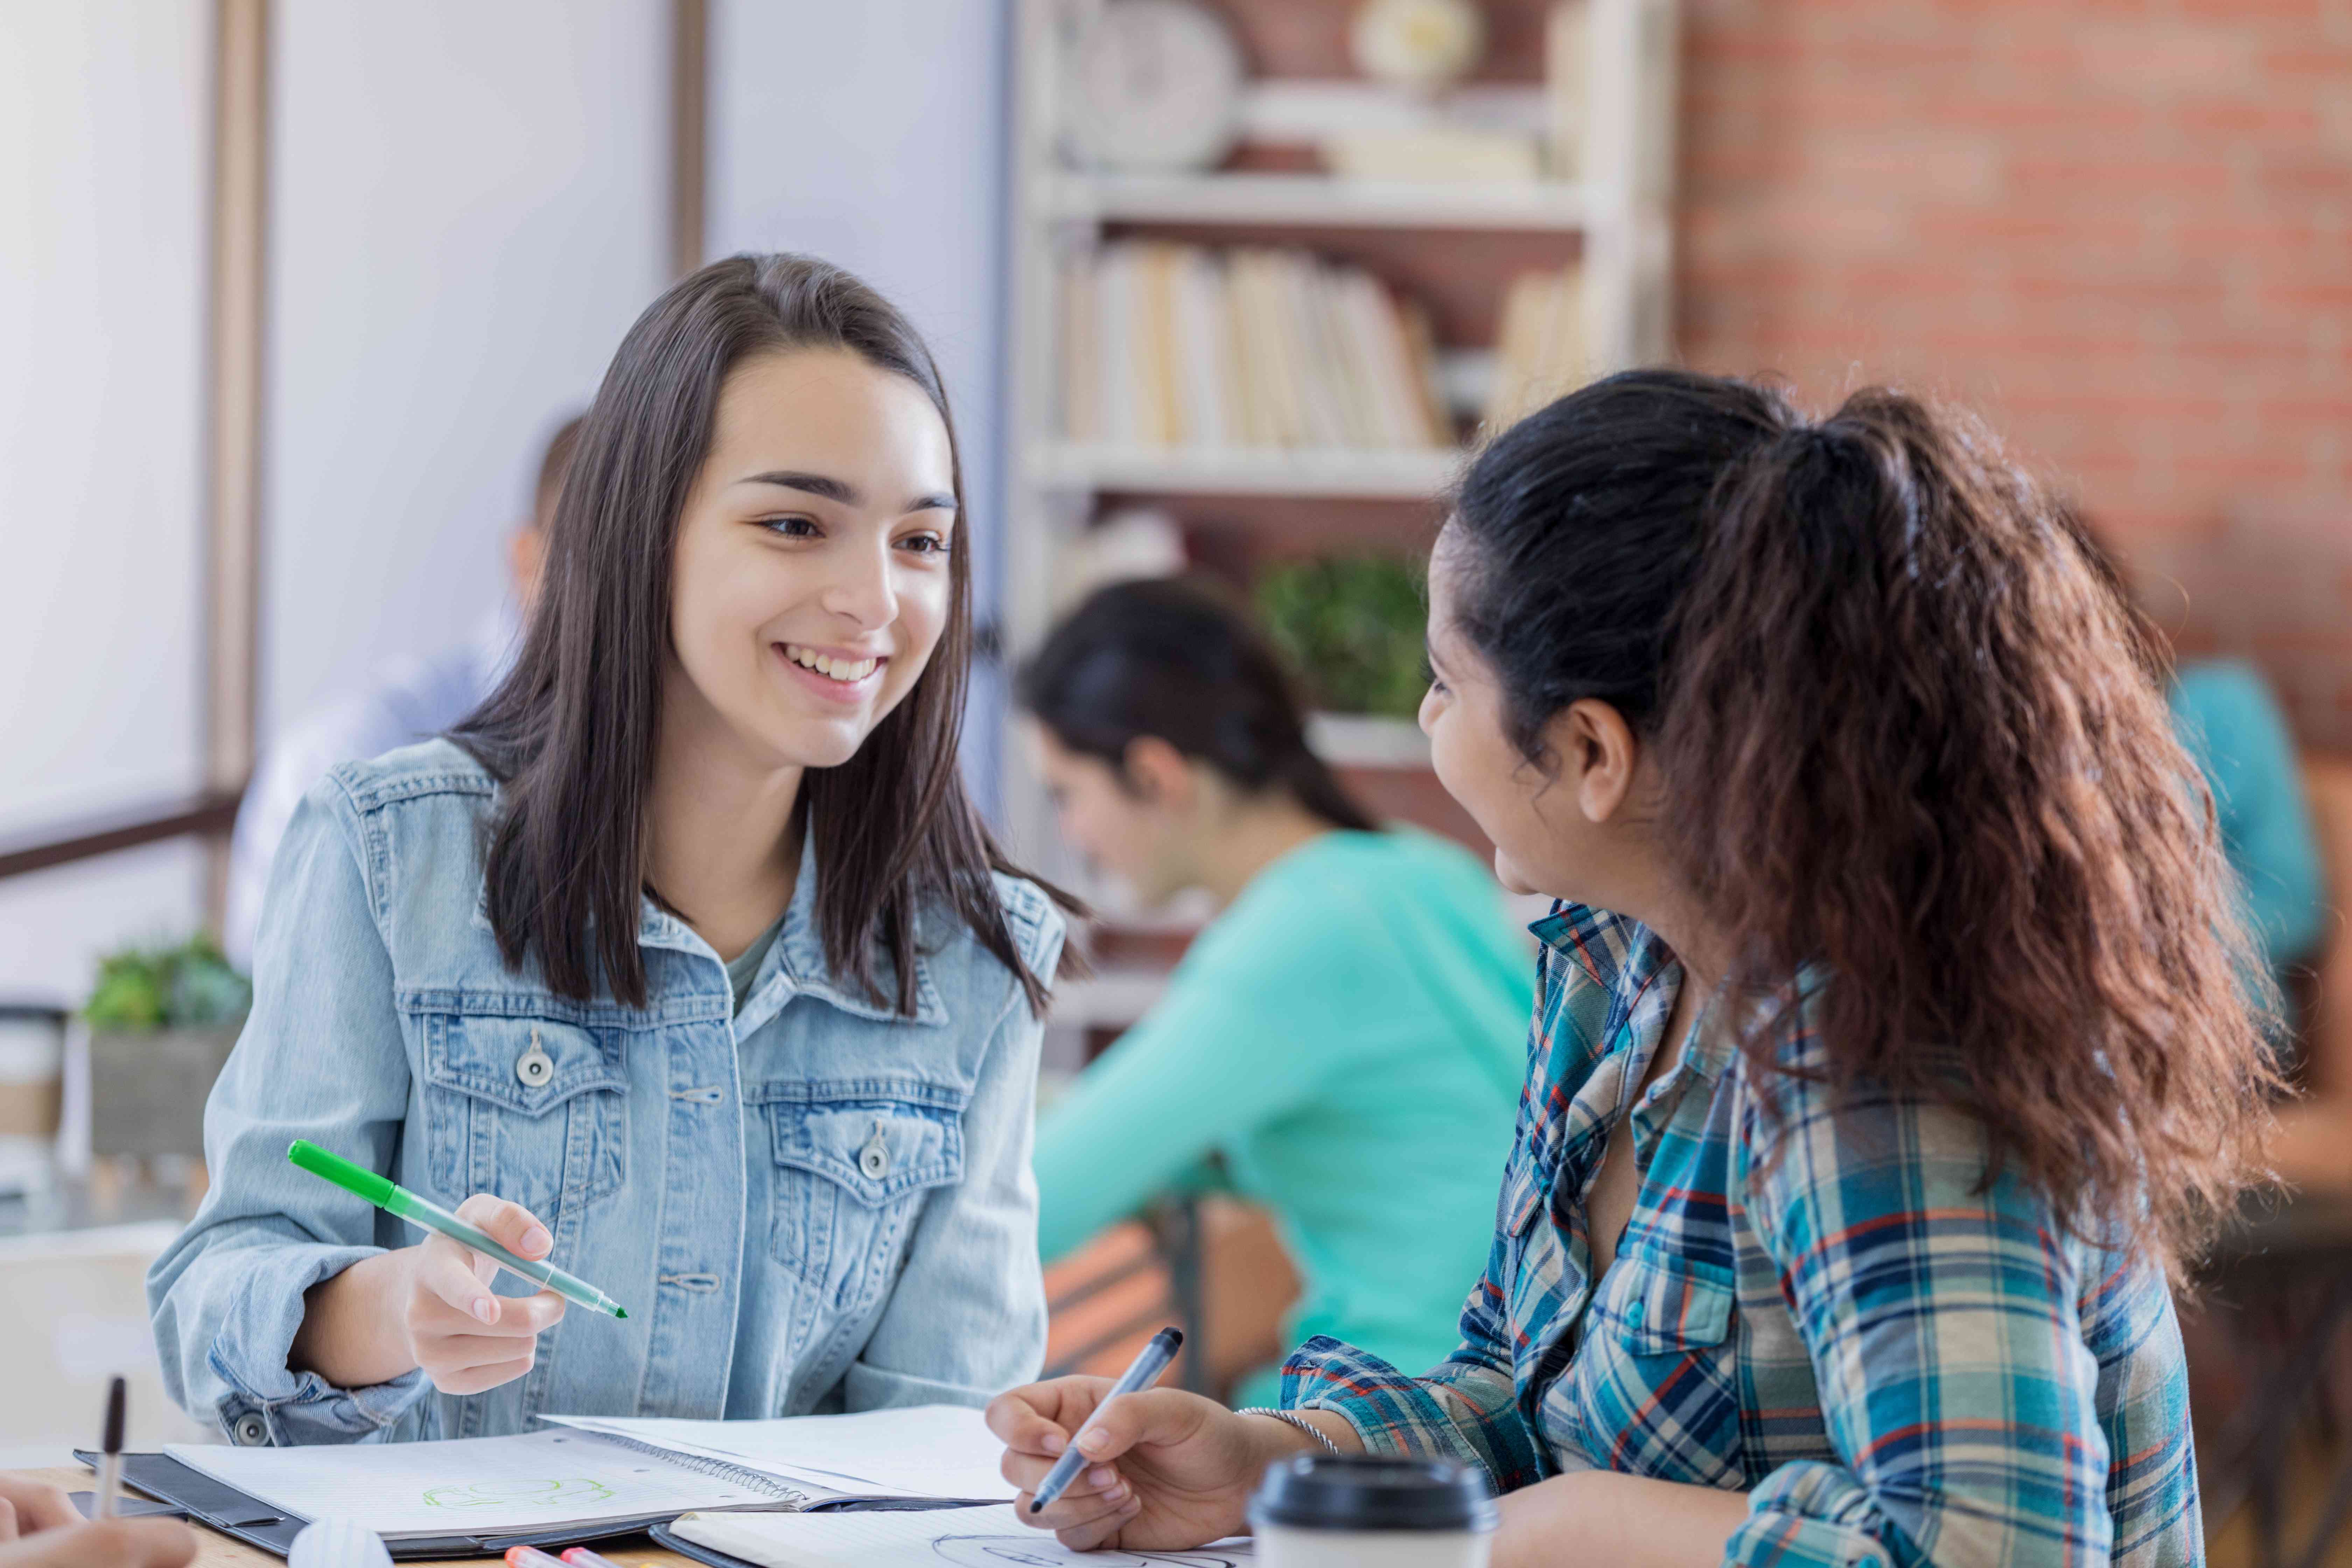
288, 1138, 397, 1209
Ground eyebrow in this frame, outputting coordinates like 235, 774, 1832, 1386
736, 469, 957, 516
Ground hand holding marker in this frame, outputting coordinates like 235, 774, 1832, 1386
285, 1140, 627, 1319
1028, 1327, 1184, 1513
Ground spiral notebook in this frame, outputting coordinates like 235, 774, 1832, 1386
135, 1405, 1011, 1558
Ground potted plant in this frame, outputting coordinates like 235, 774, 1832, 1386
1255, 552, 1427, 719
84, 934, 251, 1160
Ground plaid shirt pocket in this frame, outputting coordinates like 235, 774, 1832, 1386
1597, 1253, 1735, 1357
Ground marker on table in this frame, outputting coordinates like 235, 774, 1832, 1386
94, 1376, 125, 1520
286, 1140, 628, 1320
1028, 1326, 1183, 1514
503, 1548, 567, 1568
558, 1549, 627, 1568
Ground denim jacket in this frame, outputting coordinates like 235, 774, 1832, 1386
148, 739, 1063, 1446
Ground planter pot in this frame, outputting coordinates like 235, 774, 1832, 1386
0, 1004, 66, 1194
88, 1022, 243, 1160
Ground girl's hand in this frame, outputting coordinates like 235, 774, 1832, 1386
403, 1194, 567, 1395
986, 1376, 1316, 1552
0, 1474, 195, 1568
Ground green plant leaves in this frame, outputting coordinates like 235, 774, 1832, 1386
84, 932, 251, 1030
1256, 553, 1427, 718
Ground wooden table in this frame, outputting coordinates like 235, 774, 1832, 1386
22, 1466, 698, 1567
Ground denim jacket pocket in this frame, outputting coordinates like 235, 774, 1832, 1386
755, 1083, 967, 1320
418, 1011, 629, 1218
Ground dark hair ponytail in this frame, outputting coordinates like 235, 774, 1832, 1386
1445, 368, 2278, 1280
1017, 577, 1379, 834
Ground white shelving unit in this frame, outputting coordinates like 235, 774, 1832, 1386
1306, 711, 1431, 770
1001, 0, 1681, 873
1027, 441, 1467, 500
1035, 170, 1595, 230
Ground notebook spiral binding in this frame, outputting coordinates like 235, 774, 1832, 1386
582, 1433, 812, 1510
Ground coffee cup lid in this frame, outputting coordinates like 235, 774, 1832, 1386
1247, 1452, 1497, 1533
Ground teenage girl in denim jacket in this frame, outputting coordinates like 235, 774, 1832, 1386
150, 254, 1075, 1444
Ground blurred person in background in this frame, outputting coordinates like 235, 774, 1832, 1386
1018, 576, 1531, 1408
2084, 522, 2343, 1191
2167, 658, 2326, 974
221, 414, 582, 967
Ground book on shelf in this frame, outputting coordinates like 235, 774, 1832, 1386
1486, 264, 1590, 430
1057, 240, 1451, 454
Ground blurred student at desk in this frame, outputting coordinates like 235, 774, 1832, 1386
2168, 658, 2326, 977
221, 414, 580, 968
1018, 578, 1531, 1407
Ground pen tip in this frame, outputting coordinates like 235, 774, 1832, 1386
614, 1307, 628, 1319
103, 1376, 125, 1452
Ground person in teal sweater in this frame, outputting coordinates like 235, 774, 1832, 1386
2170, 659, 2327, 975
1018, 578, 1531, 1408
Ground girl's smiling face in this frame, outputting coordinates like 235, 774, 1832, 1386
665, 346, 958, 771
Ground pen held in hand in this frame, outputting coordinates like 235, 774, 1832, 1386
285, 1139, 628, 1320
1028, 1326, 1183, 1513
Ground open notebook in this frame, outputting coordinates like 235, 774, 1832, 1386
664, 1505, 1255, 1567
159, 1405, 1014, 1547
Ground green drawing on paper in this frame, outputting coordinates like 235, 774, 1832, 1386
421, 1477, 617, 1510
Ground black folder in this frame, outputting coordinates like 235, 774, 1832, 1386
71, 1449, 711, 1561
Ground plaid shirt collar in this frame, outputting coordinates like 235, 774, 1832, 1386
1527, 901, 1742, 1086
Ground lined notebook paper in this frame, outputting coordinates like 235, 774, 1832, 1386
164, 1428, 786, 1541
670, 1504, 1255, 1567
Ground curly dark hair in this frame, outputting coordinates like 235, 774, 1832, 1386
1447, 368, 2282, 1280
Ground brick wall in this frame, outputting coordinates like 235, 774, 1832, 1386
1677, 0, 2352, 748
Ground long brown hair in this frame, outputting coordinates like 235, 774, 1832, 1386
1449, 369, 2281, 1279
455, 253, 1077, 1015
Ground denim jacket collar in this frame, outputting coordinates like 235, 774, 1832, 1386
638, 830, 950, 1031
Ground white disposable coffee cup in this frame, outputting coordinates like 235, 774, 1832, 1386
1249, 1452, 1497, 1568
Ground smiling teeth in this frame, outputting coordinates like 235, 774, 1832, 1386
784, 644, 877, 682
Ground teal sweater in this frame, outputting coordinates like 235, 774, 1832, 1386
2170, 659, 2326, 972
1035, 830, 1531, 1407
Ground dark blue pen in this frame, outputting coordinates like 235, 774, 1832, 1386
1029, 1327, 1183, 1513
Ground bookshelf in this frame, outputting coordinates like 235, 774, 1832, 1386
1028, 442, 1464, 499
1001, 0, 1681, 889
1036, 170, 1595, 229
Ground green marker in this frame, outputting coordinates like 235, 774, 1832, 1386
286, 1139, 628, 1320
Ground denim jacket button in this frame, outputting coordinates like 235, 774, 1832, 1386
232, 1413, 267, 1446
515, 1041, 554, 1089
859, 1121, 891, 1180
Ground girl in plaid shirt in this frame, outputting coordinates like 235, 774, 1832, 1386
992, 371, 2280, 1568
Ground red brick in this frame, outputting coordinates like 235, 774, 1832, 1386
1678, 0, 2352, 755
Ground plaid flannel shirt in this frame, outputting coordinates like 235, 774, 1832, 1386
1282, 903, 2200, 1568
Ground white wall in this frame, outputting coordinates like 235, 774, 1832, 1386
706, 0, 1013, 813
263, 0, 668, 734
0, 1, 669, 1006
0, 2, 209, 833
0, 3, 211, 1003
